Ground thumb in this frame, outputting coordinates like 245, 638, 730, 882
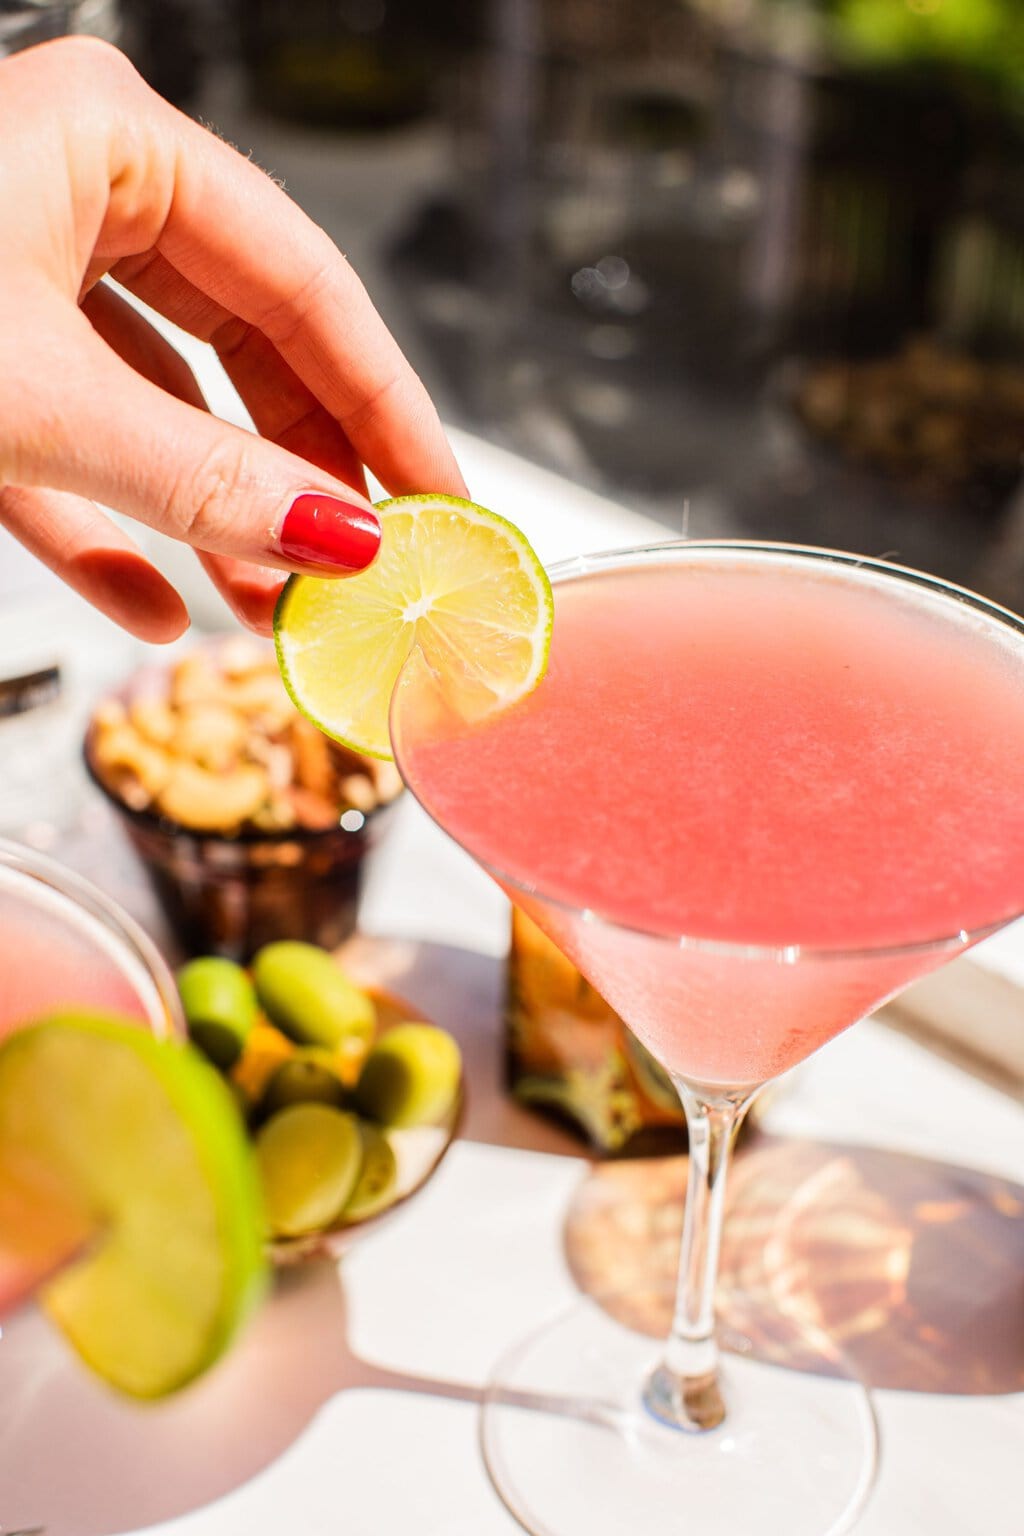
5, 310, 381, 576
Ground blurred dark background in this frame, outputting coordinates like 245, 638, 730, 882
10, 0, 1024, 605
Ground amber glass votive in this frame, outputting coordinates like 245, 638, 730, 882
85, 787, 396, 963
506, 908, 688, 1155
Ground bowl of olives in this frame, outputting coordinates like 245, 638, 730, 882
176, 939, 463, 1260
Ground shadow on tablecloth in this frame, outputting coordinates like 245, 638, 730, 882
566, 1135, 1024, 1396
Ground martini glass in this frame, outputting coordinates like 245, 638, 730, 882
391, 541, 1024, 1536
0, 837, 183, 1042
0, 836, 185, 1311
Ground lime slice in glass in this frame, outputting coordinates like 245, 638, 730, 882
274, 494, 553, 760
0, 1012, 266, 1398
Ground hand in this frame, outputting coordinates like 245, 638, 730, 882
0, 37, 466, 641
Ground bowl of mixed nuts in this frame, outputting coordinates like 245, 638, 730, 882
84, 636, 403, 961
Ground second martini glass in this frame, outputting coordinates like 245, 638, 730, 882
391, 541, 1024, 1536
0, 837, 183, 1042
0, 837, 185, 1315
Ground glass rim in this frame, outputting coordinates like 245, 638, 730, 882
0, 835, 184, 1035
393, 537, 1024, 965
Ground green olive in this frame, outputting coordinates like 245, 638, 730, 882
355, 1023, 461, 1129
342, 1121, 399, 1222
177, 957, 258, 1070
259, 1049, 348, 1119
251, 942, 375, 1051
255, 1103, 362, 1238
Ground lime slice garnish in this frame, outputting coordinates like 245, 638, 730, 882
0, 1013, 266, 1399
274, 494, 553, 760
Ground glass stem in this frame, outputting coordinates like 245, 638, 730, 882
643, 1079, 758, 1432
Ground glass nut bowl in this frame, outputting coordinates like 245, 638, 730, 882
83, 637, 403, 962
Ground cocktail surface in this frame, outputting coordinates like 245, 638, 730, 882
400, 554, 1024, 952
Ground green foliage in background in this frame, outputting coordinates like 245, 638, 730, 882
832, 0, 1024, 84
703, 0, 1024, 99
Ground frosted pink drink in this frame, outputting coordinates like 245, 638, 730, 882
0, 849, 178, 1312
395, 551, 1024, 1086
0, 918, 148, 1040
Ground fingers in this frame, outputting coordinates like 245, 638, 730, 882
0, 296, 382, 577
99, 261, 367, 490
196, 552, 285, 636
0, 485, 189, 643
0, 35, 464, 624
84, 283, 287, 631
4, 292, 288, 640
81, 280, 208, 411
111, 103, 467, 499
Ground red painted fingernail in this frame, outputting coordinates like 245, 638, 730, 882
277, 493, 381, 573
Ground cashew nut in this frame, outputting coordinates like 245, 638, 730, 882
174, 703, 247, 771
288, 785, 342, 830
93, 723, 173, 798
93, 642, 397, 835
368, 760, 404, 804
93, 698, 127, 732
157, 762, 270, 832
293, 716, 335, 797
171, 653, 223, 708
227, 668, 292, 726
130, 698, 177, 747
339, 773, 377, 814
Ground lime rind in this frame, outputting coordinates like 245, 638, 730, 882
0, 1013, 267, 1399
274, 494, 553, 761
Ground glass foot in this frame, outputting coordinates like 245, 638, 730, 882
481, 1295, 878, 1536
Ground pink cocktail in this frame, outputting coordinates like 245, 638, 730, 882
393, 542, 1024, 1536
1, 917, 150, 1038
0, 840, 183, 1310
401, 554, 1024, 1084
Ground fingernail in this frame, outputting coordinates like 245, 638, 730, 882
277, 493, 381, 573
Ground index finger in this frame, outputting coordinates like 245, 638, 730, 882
130, 102, 466, 501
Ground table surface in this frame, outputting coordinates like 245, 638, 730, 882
1, 405, 1022, 1536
